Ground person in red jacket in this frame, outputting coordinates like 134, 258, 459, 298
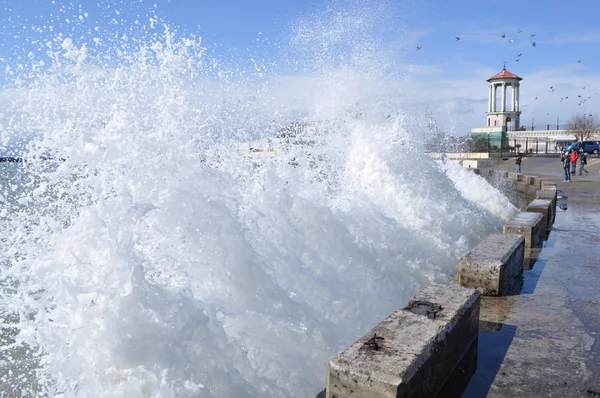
570, 149, 579, 175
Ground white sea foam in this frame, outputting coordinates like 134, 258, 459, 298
443, 161, 518, 221
0, 2, 517, 397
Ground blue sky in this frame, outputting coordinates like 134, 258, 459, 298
1, 0, 599, 133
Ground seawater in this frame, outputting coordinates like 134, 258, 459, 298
0, 2, 518, 397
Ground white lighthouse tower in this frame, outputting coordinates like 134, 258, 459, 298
471, 66, 523, 151
485, 66, 522, 131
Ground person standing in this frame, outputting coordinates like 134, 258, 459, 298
563, 151, 571, 182
579, 151, 589, 176
570, 149, 578, 175
515, 153, 522, 173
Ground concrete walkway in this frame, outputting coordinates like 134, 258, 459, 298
463, 156, 600, 397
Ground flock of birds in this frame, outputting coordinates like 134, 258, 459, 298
415, 28, 538, 59
540, 87, 596, 107
415, 28, 599, 109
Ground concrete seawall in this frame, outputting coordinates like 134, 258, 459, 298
466, 157, 600, 396
321, 166, 560, 397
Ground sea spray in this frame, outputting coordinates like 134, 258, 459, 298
0, 1, 517, 397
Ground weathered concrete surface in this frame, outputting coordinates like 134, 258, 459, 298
507, 172, 540, 197
536, 189, 557, 225
536, 187, 557, 202
463, 157, 600, 397
326, 283, 480, 398
540, 180, 557, 190
503, 211, 544, 249
507, 172, 521, 182
458, 233, 525, 297
522, 174, 542, 190
526, 198, 553, 232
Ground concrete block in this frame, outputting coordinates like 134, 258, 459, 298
540, 180, 556, 190
326, 283, 480, 398
523, 175, 542, 190
537, 187, 557, 201
434, 337, 478, 397
458, 233, 525, 296
503, 212, 544, 249
462, 160, 478, 169
527, 199, 553, 231
515, 180, 538, 198
536, 189, 557, 225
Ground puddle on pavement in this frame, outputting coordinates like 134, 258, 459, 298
461, 321, 518, 397
557, 189, 568, 211
558, 200, 568, 211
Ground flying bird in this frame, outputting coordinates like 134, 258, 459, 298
517, 53, 522, 57
516, 58, 520, 61
509, 39, 514, 43
416, 46, 421, 50
535, 97, 538, 100
501, 33, 506, 38
578, 60, 582, 63
530, 33, 536, 37
532, 41, 537, 46
517, 28, 523, 33
455, 36, 461, 41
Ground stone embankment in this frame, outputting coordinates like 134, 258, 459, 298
320, 169, 558, 397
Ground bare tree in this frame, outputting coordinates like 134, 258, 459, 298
567, 113, 600, 142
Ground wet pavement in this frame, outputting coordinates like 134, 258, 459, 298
463, 156, 600, 397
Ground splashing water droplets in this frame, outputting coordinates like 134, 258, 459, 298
0, 1, 517, 397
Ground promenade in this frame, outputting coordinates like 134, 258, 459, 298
463, 156, 600, 397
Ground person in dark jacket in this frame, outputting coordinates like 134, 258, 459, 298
579, 151, 589, 176
515, 153, 522, 173
563, 151, 571, 182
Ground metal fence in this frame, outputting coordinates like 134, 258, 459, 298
511, 137, 566, 154
520, 124, 569, 131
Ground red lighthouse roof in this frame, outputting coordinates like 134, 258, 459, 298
487, 68, 522, 81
